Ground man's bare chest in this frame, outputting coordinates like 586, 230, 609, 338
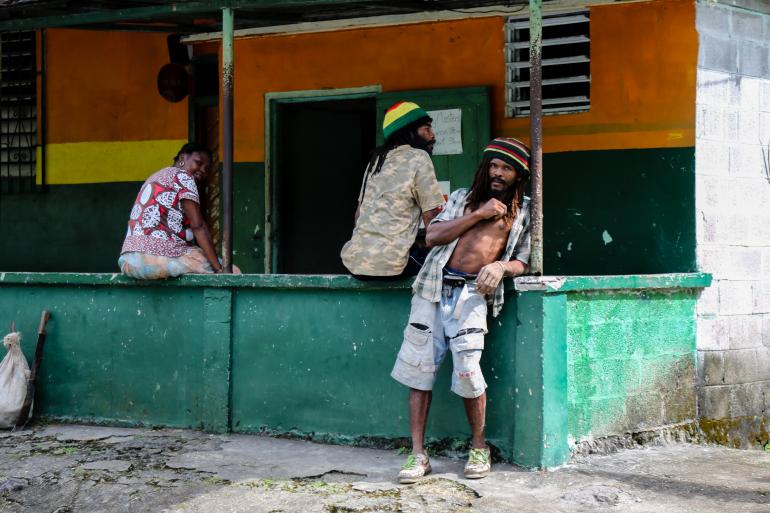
460, 208, 512, 245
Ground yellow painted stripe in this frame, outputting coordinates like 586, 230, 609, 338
43, 139, 188, 185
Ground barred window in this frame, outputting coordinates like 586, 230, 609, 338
1, 31, 37, 193
505, 11, 590, 118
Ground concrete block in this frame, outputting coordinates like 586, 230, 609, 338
749, 214, 770, 247
761, 81, 770, 112
724, 247, 763, 280
696, 4, 730, 34
753, 281, 770, 313
717, 213, 751, 246
697, 105, 725, 141
727, 179, 761, 210
738, 76, 761, 112
732, 9, 766, 41
698, 384, 731, 418
729, 381, 770, 417
699, 34, 738, 74
723, 347, 770, 383
696, 209, 716, 244
762, 248, 770, 278
729, 144, 766, 178
662, 388, 697, 425
697, 69, 731, 107
697, 314, 729, 350
727, 313, 764, 349
697, 246, 727, 276
695, 141, 730, 177
738, 41, 770, 79
725, 110, 740, 140
698, 350, 726, 385
759, 112, 770, 142
624, 394, 665, 430
738, 109, 760, 140
697, 285, 720, 317
762, 314, 770, 349
719, 280, 753, 315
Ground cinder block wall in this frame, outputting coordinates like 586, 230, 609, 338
696, 0, 770, 446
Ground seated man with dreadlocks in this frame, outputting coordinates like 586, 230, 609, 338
391, 138, 531, 484
341, 101, 445, 279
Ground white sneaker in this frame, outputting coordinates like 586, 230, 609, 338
398, 453, 431, 484
464, 447, 491, 479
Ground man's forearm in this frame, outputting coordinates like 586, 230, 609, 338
501, 259, 528, 277
425, 210, 483, 246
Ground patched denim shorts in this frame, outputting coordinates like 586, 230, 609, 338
390, 282, 488, 398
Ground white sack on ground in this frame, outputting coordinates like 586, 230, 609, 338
0, 333, 29, 428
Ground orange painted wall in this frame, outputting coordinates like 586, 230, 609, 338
503, 0, 697, 151
46, 29, 187, 144
194, 0, 696, 162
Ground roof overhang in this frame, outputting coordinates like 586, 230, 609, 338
0, 0, 532, 33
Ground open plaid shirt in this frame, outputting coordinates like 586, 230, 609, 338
412, 188, 531, 317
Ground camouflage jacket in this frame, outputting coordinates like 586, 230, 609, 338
341, 145, 444, 276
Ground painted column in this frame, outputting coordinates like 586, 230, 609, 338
513, 290, 569, 468
202, 288, 233, 433
529, 0, 544, 275
221, 7, 234, 273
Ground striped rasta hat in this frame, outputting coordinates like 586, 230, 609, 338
382, 101, 431, 141
483, 137, 531, 177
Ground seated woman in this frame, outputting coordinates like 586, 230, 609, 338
118, 142, 227, 279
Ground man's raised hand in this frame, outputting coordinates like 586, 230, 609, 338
476, 199, 507, 220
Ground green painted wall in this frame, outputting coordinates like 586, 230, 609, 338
543, 147, 696, 275
0, 183, 141, 272
566, 289, 697, 441
1, 146, 695, 277
0, 164, 265, 274
231, 286, 520, 458
0, 283, 208, 428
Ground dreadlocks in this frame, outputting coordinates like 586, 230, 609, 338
366, 116, 433, 177
465, 155, 527, 222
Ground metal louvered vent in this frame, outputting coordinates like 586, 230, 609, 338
505, 11, 590, 118
1, 31, 36, 194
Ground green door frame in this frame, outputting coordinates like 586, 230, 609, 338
263, 85, 382, 273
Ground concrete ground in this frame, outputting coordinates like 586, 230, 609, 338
0, 424, 769, 513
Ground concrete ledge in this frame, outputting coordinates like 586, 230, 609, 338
0, 272, 412, 290
0, 272, 713, 292
514, 273, 712, 293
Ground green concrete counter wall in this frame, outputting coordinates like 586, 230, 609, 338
0, 273, 520, 459
512, 273, 711, 467
230, 287, 520, 459
0, 272, 710, 468
567, 289, 697, 441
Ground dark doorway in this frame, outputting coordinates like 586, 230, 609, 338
275, 97, 376, 274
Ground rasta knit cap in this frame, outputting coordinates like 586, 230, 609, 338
483, 137, 531, 178
382, 101, 431, 141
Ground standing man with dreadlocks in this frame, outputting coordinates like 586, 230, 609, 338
341, 101, 445, 279
391, 138, 531, 484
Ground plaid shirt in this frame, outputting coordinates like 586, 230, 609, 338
412, 188, 531, 317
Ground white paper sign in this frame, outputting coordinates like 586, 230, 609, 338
427, 108, 463, 155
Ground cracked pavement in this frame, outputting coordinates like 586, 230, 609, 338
1, 424, 769, 512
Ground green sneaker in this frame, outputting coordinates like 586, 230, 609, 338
464, 447, 491, 479
398, 453, 431, 484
